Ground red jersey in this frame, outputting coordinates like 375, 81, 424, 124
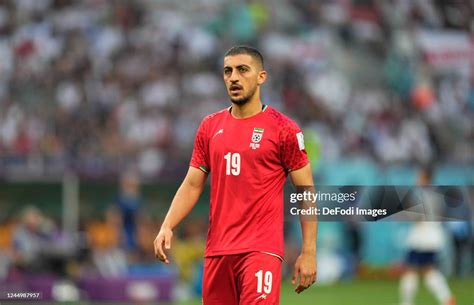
190, 105, 308, 258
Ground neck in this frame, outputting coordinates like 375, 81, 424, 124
230, 94, 262, 119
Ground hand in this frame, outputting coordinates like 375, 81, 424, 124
292, 252, 317, 294
154, 227, 173, 264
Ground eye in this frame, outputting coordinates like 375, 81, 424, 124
224, 69, 232, 75
239, 66, 248, 72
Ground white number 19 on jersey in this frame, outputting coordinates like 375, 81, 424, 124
255, 270, 272, 294
224, 152, 240, 176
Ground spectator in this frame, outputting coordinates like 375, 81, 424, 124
12, 206, 47, 272
0, 0, 471, 180
0, 217, 14, 279
85, 206, 127, 277
113, 171, 142, 251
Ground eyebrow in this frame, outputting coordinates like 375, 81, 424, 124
223, 64, 251, 70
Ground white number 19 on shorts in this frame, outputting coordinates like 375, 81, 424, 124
255, 270, 272, 294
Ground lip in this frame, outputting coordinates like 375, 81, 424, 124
230, 86, 242, 93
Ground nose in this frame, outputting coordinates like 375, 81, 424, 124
229, 69, 240, 83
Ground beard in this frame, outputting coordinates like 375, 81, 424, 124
230, 95, 250, 105
229, 84, 257, 105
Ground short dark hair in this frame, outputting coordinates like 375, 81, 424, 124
224, 45, 264, 69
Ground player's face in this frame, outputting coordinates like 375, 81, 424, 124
223, 54, 266, 105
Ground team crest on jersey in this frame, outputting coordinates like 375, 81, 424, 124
250, 127, 264, 149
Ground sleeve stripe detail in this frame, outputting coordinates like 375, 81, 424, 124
287, 160, 310, 172
199, 165, 209, 173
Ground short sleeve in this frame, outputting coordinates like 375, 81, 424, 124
280, 120, 309, 171
190, 117, 210, 173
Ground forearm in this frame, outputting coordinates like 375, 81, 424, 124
161, 181, 204, 230
292, 182, 318, 293
289, 164, 318, 255
300, 219, 317, 254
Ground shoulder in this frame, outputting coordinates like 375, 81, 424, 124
197, 108, 229, 133
265, 106, 301, 131
201, 107, 229, 124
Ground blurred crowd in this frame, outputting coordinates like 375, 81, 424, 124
0, 172, 206, 300
0, 175, 209, 305
0, 0, 472, 180
0, 170, 472, 302
0, 1, 472, 301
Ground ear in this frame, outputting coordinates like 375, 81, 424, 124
257, 70, 267, 85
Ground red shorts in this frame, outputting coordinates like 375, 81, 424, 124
202, 252, 282, 305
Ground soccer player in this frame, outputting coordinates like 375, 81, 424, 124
399, 166, 455, 305
154, 46, 317, 305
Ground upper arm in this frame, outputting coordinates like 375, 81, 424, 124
183, 166, 208, 190
289, 163, 314, 186
190, 118, 210, 173
280, 119, 309, 172
187, 116, 210, 190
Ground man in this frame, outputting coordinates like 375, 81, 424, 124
154, 46, 317, 305
114, 171, 142, 251
399, 166, 455, 305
